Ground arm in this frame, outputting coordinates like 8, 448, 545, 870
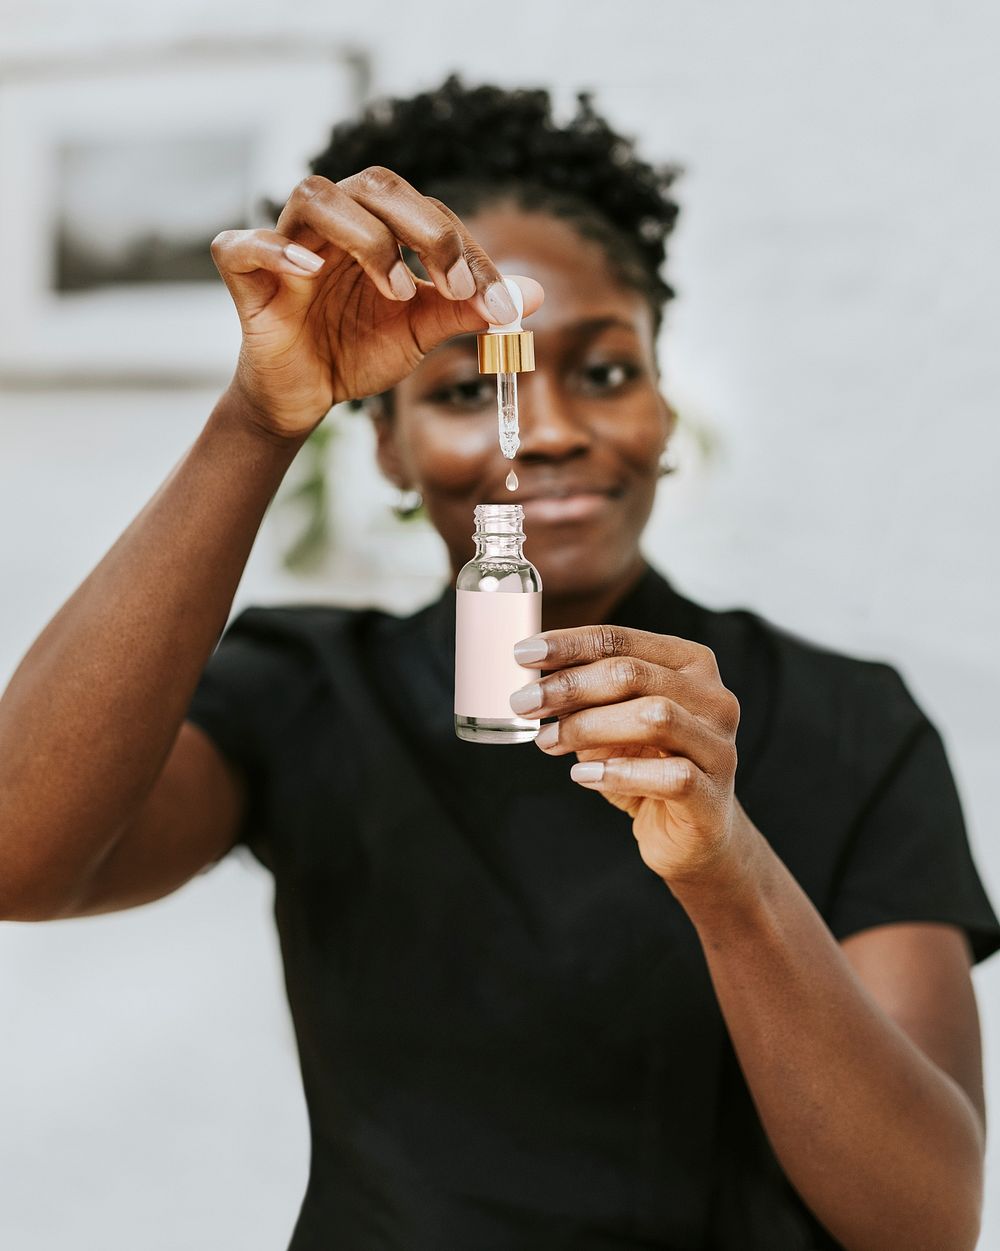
671, 829, 985, 1251
0, 392, 305, 919
513, 624, 986, 1251
1, 170, 541, 921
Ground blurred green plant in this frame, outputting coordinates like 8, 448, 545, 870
276, 419, 340, 572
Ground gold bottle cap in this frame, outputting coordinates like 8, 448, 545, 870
477, 329, 535, 374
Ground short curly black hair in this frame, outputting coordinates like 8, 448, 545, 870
305, 73, 682, 412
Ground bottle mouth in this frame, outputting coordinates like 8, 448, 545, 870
472, 503, 525, 541
475, 503, 522, 516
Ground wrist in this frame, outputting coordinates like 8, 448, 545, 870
212, 381, 314, 457
665, 808, 777, 935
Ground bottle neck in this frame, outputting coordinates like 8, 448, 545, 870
471, 503, 526, 561
474, 532, 525, 560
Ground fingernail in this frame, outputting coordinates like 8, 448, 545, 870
534, 722, 558, 748
571, 761, 605, 782
509, 682, 542, 714
389, 259, 417, 299
485, 281, 518, 323
446, 256, 476, 299
284, 243, 324, 273
514, 637, 548, 664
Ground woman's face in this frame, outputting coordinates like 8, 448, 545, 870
374, 202, 674, 601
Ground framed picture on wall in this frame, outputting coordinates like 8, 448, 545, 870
0, 41, 368, 385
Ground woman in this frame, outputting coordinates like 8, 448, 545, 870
1, 76, 997, 1250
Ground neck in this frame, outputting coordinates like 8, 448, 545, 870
539, 554, 649, 632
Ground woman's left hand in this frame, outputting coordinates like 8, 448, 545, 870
511, 625, 754, 886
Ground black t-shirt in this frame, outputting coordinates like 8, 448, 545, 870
185, 561, 1000, 1251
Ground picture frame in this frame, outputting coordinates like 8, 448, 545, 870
0, 40, 368, 385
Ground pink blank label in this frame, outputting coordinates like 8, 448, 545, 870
454, 589, 542, 718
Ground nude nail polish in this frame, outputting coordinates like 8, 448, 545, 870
446, 256, 476, 299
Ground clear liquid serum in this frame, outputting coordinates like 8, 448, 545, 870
454, 504, 543, 744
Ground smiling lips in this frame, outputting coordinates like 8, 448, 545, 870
515, 483, 623, 523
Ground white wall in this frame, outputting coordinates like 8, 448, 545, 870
2, 2, 999, 1247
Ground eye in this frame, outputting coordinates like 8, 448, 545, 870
577, 360, 641, 394
425, 377, 494, 410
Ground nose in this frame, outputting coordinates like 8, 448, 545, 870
513, 370, 591, 461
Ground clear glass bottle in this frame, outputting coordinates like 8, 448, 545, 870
454, 503, 543, 744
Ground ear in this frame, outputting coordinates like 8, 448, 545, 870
369, 404, 407, 490
659, 391, 679, 446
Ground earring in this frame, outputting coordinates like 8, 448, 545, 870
657, 449, 679, 478
391, 485, 424, 520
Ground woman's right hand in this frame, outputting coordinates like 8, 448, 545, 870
211, 167, 545, 442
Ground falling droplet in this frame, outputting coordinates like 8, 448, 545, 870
505, 468, 518, 491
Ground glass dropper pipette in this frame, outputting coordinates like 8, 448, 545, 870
497, 369, 520, 460
477, 276, 535, 487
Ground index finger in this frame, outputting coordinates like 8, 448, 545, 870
513, 625, 715, 675
427, 197, 523, 324
341, 171, 520, 324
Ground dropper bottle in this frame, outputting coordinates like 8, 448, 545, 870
477, 276, 535, 488
454, 503, 543, 744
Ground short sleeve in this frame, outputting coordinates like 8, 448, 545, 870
185, 606, 312, 870
827, 710, 1000, 965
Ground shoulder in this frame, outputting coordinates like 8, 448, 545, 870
217, 598, 408, 655
685, 591, 927, 771
213, 592, 443, 677
200, 598, 411, 701
223, 599, 384, 638
708, 591, 919, 705
189, 598, 419, 752
754, 612, 923, 747
684, 597, 941, 895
